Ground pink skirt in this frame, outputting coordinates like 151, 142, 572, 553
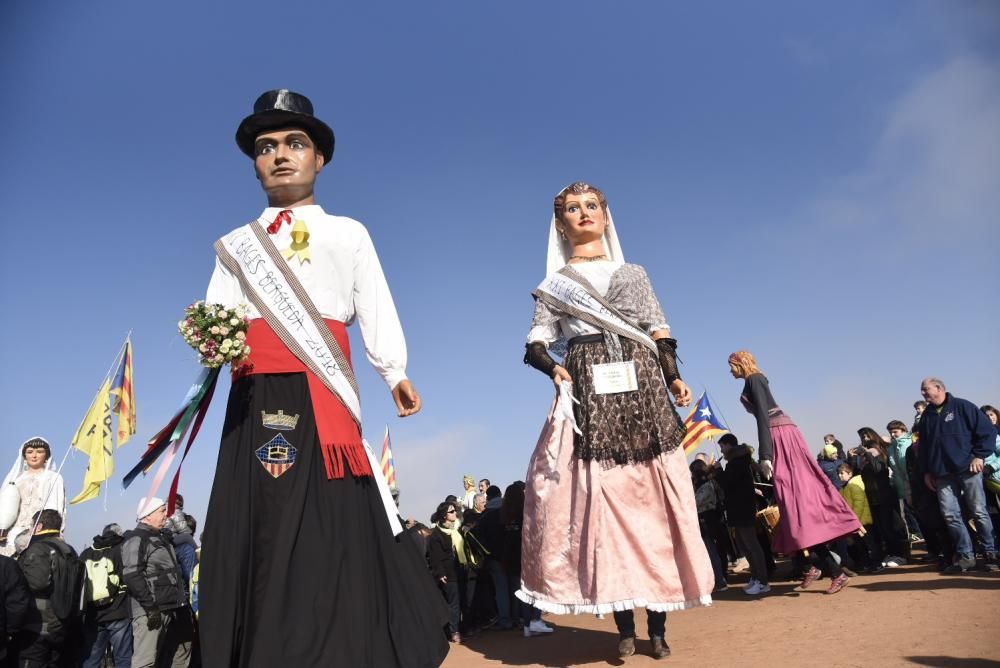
517, 399, 714, 614
770, 423, 862, 553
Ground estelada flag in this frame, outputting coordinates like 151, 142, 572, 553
110, 340, 136, 446
379, 425, 397, 491
70, 379, 113, 504
681, 392, 729, 454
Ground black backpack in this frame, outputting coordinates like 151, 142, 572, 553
47, 540, 85, 620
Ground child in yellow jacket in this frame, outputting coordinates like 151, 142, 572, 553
838, 463, 882, 571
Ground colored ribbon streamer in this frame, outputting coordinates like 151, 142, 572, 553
123, 367, 220, 489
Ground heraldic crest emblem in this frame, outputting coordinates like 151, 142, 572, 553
255, 433, 298, 478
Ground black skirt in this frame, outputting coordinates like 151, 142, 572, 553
199, 372, 449, 667
565, 335, 685, 466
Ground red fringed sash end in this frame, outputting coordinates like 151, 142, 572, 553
320, 442, 373, 480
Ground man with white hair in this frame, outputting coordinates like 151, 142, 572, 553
121, 497, 191, 667
916, 377, 999, 573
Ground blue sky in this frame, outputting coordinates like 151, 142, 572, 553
1, 1, 998, 549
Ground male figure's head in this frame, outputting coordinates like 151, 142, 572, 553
235, 90, 335, 208
920, 378, 947, 407
478, 479, 490, 494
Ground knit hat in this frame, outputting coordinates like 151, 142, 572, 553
136, 496, 166, 521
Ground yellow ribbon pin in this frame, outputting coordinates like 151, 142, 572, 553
282, 219, 311, 264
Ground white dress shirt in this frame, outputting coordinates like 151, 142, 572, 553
206, 205, 408, 389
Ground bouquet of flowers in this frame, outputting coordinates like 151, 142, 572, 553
178, 301, 251, 368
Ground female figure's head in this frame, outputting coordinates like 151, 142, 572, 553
727, 350, 761, 379
21, 438, 50, 471
981, 405, 999, 427
553, 182, 609, 245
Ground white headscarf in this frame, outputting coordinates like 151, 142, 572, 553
546, 186, 624, 275
3, 437, 55, 488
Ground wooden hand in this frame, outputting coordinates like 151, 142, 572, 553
392, 380, 422, 417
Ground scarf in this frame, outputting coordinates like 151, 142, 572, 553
438, 523, 467, 566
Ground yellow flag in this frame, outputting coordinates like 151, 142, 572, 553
70, 380, 113, 504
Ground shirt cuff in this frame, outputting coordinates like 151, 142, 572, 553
383, 369, 408, 391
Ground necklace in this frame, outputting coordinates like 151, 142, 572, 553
568, 254, 608, 262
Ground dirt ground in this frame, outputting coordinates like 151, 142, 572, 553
442, 554, 1000, 668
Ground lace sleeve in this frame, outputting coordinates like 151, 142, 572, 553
526, 297, 561, 345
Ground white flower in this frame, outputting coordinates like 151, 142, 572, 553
235, 331, 246, 341
210, 326, 220, 335
221, 339, 232, 350
218, 310, 228, 319
230, 318, 240, 326
220, 326, 230, 336
199, 343, 208, 353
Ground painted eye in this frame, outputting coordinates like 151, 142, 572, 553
291, 140, 305, 150
587, 203, 597, 210
257, 144, 275, 155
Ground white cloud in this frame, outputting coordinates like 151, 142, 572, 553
813, 57, 1000, 237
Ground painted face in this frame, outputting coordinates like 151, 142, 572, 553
920, 381, 946, 406
558, 192, 607, 243
23, 447, 48, 470
253, 128, 324, 197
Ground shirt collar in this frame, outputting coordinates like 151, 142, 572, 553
261, 204, 325, 222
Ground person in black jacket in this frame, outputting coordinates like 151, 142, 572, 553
1, 554, 31, 665
16, 509, 78, 668
471, 486, 508, 630
79, 524, 132, 668
427, 501, 466, 643
851, 428, 909, 565
716, 435, 770, 595
121, 497, 192, 668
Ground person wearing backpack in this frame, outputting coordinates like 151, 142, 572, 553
15, 509, 83, 667
121, 498, 192, 668
79, 524, 131, 668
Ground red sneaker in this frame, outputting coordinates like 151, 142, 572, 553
826, 573, 850, 595
800, 566, 822, 589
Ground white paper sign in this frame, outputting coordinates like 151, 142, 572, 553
592, 361, 639, 395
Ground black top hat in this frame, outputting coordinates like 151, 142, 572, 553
235, 89, 335, 164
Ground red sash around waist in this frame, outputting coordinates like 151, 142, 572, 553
235, 318, 371, 480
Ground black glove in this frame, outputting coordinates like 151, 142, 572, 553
655, 338, 681, 385
146, 609, 163, 630
524, 342, 558, 378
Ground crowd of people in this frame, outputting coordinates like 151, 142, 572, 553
1, 439, 201, 667
688, 379, 999, 602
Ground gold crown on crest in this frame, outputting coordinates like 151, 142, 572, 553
261, 409, 300, 431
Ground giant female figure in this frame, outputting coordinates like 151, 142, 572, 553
728, 350, 861, 594
520, 183, 713, 661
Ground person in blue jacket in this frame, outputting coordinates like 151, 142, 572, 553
915, 378, 998, 573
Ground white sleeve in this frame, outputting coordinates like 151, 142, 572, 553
352, 227, 408, 390
42, 472, 65, 528
205, 255, 245, 308
526, 298, 562, 345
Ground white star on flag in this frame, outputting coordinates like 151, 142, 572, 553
699, 406, 712, 419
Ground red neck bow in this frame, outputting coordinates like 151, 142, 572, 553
266, 209, 293, 235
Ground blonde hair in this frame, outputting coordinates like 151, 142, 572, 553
553, 182, 608, 222
728, 350, 761, 378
